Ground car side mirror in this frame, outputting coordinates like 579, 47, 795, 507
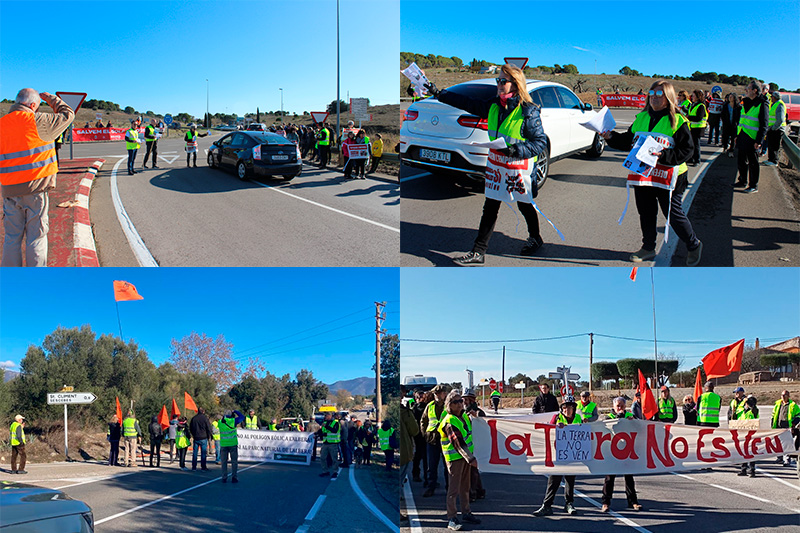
583, 103, 593, 111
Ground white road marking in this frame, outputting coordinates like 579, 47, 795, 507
572, 485, 652, 533
399, 171, 432, 183
110, 157, 159, 267
304, 494, 326, 520
672, 472, 779, 505
348, 464, 399, 532
754, 467, 800, 491
54, 471, 137, 490
159, 155, 179, 164
95, 461, 267, 524
253, 180, 399, 233
401, 478, 424, 533
655, 147, 723, 266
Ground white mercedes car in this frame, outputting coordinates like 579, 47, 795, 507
400, 79, 605, 189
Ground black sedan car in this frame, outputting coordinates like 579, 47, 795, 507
207, 131, 302, 181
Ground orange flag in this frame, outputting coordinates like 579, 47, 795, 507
630, 267, 638, 282
637, 368, 659, 420
702, 339, 745, 379
115, 396, 123, 423
184, 391, 198, 412
113, 280, 143, 302
158, 405, 170, 430
693, 367, 704, 403
171, 398, 181, 418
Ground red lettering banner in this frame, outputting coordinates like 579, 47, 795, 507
601, 94, 646, 108
72, 127, 145, 142
475, 415, 792, 475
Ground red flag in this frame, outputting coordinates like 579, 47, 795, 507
184, 391, 198, 412
171, 398, 181, 418
702, 339, 745, 379
693, 367, 704, 403
158, 405, 170, 430
115, 396, 123, 423
630, 267, 638, 281
637, 369, 658, 420
113, 280, 143, 302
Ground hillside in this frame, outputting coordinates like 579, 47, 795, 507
327, 376, 374, 396
401, 67, 761, 107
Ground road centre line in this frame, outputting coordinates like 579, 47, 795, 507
671, 472, 786, 508
54, 471, 137, 490
401, 479, 424, 533
110, 157, 159, 267
754, 467, 800, 491
294, 494, 327, 533
94, 461, 267, 525
655, 147, 722, 266
348, 464, 400, 533
571, 485, 652, 533
253, 180, 399, 233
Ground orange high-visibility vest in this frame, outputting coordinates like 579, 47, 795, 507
0, 111, 58, 186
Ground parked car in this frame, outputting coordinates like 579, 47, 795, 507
0, 481, 93, 532
403, 375, 438, 392
400, 78, 605, 189
247, 123, 268, 132
777, 92, 800, 135
207, 131, 302, 181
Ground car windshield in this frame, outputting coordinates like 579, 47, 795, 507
249, 132, 294, 145
441, 82, 498, 102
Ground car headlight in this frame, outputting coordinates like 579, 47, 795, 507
82, 511, 94, 532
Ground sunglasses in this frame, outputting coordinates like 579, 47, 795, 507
496, 77, 511, 85
648, 90, 664, 97
451, 399, 464, 403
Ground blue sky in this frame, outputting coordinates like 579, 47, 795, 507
401, 0, 800, 91
0, 268, 399, 385
400, 268, 799, 386
0, 0, 399, 118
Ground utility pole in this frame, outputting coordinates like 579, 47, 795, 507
589, 332, 594, 393
375, 301, 386, 425
206, 79, 209, 129
501, 346, 506, 388
336, 0, 341, 143
279, 88, 284, 122
651, 269, 658, 386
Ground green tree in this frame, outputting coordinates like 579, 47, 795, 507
326, 99, 349, 113
373, 334, 399, 402
124, 106, 134, 114
169, 332, 238, 393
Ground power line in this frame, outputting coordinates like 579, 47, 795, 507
401, 333, 588, 344
401, 333, 792, 346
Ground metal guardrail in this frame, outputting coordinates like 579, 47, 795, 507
782, 131, 800, 169
382, 153, 399, 163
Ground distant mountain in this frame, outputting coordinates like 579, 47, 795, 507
2, 369, 20, 383
327, 377, 374, 396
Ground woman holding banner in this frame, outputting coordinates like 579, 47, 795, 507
601, 397, 642, 512
424, 63, 548, 266
601, 80, 703, 266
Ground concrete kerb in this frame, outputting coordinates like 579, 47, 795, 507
73, 160, 105, 267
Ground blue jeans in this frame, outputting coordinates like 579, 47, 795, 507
214, 440, 220, 462
127, 149, 137, 173
192, 438, 208, 469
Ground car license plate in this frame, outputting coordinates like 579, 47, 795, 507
272, 155, 289, 161
420, 148, 450, 163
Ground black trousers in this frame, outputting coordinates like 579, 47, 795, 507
149, 439, 161, 467
144, 140, 158, 166
177, 447, 188, 468
633, 172, 699, 251
369, 156, 381, 173
187, 151, 197, 166
109, 441, 119, 465
412, 433, 428, 479
690, 127, 704, 164
722, 123, 736, 151
473, 198, 541, 254
737, 135, 759, 188
767, 129, 782, 163
707, 114, 721, 144
602, 475, 638, 506
319, 145, 330, 167
543, 475, 575, 506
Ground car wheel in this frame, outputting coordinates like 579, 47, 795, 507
586, 133, 605, 158
534, 148, 549, 189
207, 152, 217, 169
237, 161, 249, 181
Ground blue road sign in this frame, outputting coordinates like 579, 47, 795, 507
164, 114, 173, 125
712, 85, 722, 94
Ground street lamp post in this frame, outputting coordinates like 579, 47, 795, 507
206, 79, 209, 129
279, 88, 284, 123
336, 0, 340, 141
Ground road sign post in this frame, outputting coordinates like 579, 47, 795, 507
48, 392, 96, 461
515, 381, 526, 404
478, 378, 489, 408
549, 366, 580, 399
55, 92, 87, 161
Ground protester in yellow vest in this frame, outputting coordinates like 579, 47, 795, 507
143, 118, 159, 169
244, 410, 258, 430
185, 124, 208, 168
687, 90, 707, 165
319, 411, 341, 478
766, 90, 787, 166
269, 418, 278, 431
698, 381, 722, 427
122, 410, 141, 467
420, 384, 448, 497
728, 387, 747, 421
316, 123, 331, 168
737, 396, 760, 477
219, 410, 243, 483
602, 80, 703, 267
533, 396, 583, 517
125, 117, 141, 176
438, 390, 481, 531
657, 386, 678, 423
0, 89, 74, 267
602, 397, 642, 512
425, 63, 548, 267
9, 415, 27, 474
378, 420, 396, 470
734, 80, 769, 193
577, 391, 599, 422
211, 416, 221, 464
772, 390, 800, 467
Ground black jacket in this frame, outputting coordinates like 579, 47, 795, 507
721, 102, 741, 129
189, 413, 213, 441
737, 96, 769, 145
683, 402, 698, 425
607, 107, 694, 168
107, 422, 121, 442
533, 393, 559, 414
149, 416, 163, 442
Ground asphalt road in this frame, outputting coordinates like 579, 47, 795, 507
68, 133, 399, 267
402, 408, 800, 533
1, 453, 399, 533
400, 109, 800, 267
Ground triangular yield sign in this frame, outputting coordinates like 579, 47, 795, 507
310, 112, 329, 124
55, 92, 87, 112
503, 57, 529, 70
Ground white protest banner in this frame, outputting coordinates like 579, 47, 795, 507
236, 429, 314, 465
401, 62, 431, 97
555, 425, 592, 463
348, 143, 369, 159
473, 416, 793, 476
484, 149, 534, 204
578, 106, 616, 134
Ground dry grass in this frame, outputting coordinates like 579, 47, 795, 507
0, 421, 110, 464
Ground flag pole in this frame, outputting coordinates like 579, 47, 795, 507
650, 268, 658, 386
115, 300, 124, 341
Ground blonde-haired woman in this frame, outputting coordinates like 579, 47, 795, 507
425, 64, 548, 266
687, 89, 708, 165
601, 80, 703, 266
